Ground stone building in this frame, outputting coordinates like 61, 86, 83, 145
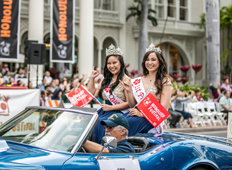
0, 0, 231, 86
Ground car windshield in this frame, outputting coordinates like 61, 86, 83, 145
0, 108, 94, 153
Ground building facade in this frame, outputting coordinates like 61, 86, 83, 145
0, 0, 231, 85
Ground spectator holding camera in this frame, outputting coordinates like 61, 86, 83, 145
173, 89, 196, 128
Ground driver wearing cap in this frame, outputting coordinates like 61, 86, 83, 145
83, 113, 135, 153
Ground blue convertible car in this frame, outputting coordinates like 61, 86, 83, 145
0, 106, 232, 170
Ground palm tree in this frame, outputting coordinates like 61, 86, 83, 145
200, 5, 232, 62
220, 5, 232, 62
126, 0, 157, 72
205, 0, 220, 87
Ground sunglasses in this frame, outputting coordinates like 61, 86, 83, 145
103, 125, 116, 131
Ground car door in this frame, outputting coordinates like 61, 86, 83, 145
62, 144, 173, 170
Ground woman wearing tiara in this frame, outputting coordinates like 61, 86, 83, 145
88, 44, 130, 144
121, 43, 172, 136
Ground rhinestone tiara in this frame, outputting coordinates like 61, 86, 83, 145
106, 44, 123, 57
146, 43, 162, 53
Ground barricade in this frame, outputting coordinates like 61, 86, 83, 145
44, 100, 64, 108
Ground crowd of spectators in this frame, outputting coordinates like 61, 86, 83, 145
0, 64, 28, 87
1, 63, 231, 129
38, 67, 103, 107
169, 77, 232, 128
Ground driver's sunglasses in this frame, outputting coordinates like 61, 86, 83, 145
103, 125, 116, 131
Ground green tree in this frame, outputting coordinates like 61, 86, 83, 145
220, 5, 232, 62
200, 5, 232, 62
126, 0, 157, 72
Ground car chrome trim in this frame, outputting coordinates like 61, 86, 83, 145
71, 113, 99, 154
25, 106, 98, 116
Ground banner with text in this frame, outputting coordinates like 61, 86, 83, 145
137, 92, 170, 128
50, 0, 75, 63
66, 85, 94, 107
4, 113, 40, 136
0, 89, 40, 125
0, 0, 20, 60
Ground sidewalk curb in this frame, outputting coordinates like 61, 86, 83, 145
164, 126, 227, 133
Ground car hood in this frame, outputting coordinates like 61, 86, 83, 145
0, 162, 45, 170
0, 139, 72, 169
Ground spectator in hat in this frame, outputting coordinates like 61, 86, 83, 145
83, 113, 135, 153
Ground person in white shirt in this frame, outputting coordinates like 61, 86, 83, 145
2, 71, 11, 84
219, 90, 232, 124
64, 65, 70, 74
44, 71, 53, 85
14, 68, 25, 83
219, 91, 232, 112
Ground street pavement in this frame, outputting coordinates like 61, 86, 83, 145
195, 131, 227, 138
165, 126, 228, 138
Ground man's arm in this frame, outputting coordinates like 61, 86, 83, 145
83, 140, 109, 153
220, 97, 229, 110
221, 104, 229, 110
175, 97, 190, 102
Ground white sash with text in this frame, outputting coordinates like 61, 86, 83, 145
104, 86, 130, 114
132, 77, 163, 135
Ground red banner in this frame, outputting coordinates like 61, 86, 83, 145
137, 92, 170, 128
65, 85, 94, 107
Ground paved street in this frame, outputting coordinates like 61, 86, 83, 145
166, 126, 228, 138
194, 130, 227, 138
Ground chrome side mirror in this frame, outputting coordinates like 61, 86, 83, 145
95, 136, 117, 160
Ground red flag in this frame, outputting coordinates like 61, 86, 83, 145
137, 92, 170, 128
65, 85, 94, 107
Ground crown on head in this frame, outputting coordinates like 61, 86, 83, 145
106, 44, 123, 57
146, 43, 162, 53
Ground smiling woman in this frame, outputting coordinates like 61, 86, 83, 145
121, 43, 172, 136
87, 44, 130, 144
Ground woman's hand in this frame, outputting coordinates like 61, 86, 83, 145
119, 78, 132, 92
100, 104, 113, 111
129, 108, 144, 117
90, 67, 100, 79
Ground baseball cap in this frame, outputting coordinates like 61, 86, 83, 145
100, 113, 129, 130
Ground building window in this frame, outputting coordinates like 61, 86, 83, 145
44, 0, 49, 4
167, 0, 176, 18
75, 0, 80, 7
102, 0, 114, 10
94, 0, 101, 9
154, 0, 164, 18
94, 0, 114, 10
179, 0, 188, 20
169, 45, 178, 74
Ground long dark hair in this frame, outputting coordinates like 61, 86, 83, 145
98, 55, 129, 99
142, 51, 170, 95
209, 86, 217, 95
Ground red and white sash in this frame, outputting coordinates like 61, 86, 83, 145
131, 77, 163, 135
104, 86, 130, 114
131, 77, 146, 103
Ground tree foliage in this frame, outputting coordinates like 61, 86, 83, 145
126, 0, 158, 26
200, 5, 232, 64
173, 81, 210, 99
220, 5, 232, 28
